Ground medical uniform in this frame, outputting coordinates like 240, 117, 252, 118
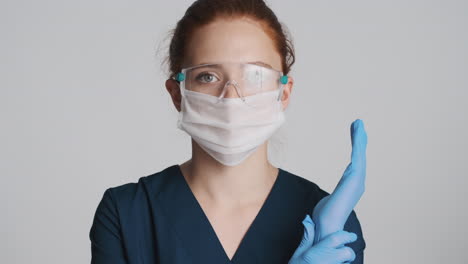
90, 164, 366, 263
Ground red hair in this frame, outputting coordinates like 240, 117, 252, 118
161, 0, 296, 79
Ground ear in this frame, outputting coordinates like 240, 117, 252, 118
280, 75, 293, 111
165, 78, 182, 112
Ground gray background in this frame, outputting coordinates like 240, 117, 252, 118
2, 0, 467, 263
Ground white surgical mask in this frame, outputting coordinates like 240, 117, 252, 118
177, 88, 285, 166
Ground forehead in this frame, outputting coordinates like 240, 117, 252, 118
184, 17, 282, 71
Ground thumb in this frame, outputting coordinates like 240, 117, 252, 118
297, 214, 315, 252
303, 214, 315, 243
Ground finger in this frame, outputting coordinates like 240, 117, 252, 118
331, 119, 367, 196
308, 120, 367, 242
295, 214, 315, 256
319, 230, 357, 249
336, 246, 356, 263
351, 119, 368, 167
301, 214, 315, 244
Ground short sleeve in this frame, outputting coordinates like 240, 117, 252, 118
343, 209, 366, 264
89, 188, 128, 264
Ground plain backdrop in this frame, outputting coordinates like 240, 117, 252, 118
2, 0, 467, 263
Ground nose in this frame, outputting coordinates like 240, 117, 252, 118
220, 80, 242, 98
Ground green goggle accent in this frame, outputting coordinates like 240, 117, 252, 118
176, 72, 185, 82
280, 75, 288, 84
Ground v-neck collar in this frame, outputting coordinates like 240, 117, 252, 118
155, 164, 307, 264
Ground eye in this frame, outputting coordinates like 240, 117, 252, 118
196, 72, 220, 83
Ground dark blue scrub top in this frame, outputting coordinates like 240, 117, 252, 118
90, 164, 366, 264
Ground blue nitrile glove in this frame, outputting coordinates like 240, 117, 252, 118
288, 214, 358, 264
289, 119, 367, 264
312, 119, 368, 245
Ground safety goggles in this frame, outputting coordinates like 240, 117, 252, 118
174, 62, 288, 103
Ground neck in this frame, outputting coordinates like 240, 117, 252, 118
179, 138, 279, 208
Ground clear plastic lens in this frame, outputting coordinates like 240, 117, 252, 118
183, 63, 282, 98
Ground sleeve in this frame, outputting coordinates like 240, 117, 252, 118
89, 188, 128, 264
343, 209, 366, 264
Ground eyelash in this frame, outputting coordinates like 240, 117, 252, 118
196, 72, 220, 83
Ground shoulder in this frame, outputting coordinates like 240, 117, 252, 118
280, 167, 329, 206
94, 164, 180, 217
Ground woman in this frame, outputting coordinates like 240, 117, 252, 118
89, 0, 367, 263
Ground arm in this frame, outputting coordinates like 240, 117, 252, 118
312, 119, 367, 244
89, 188, 128, 264
290, 119, 368, 264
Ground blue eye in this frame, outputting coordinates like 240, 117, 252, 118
196, 73, 219, 83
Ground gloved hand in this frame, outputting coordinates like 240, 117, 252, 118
289, 119, 367, 264
312, 119, 368, 244
288, 214, 358, 264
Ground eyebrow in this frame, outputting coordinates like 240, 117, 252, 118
248, 61, 273, 69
